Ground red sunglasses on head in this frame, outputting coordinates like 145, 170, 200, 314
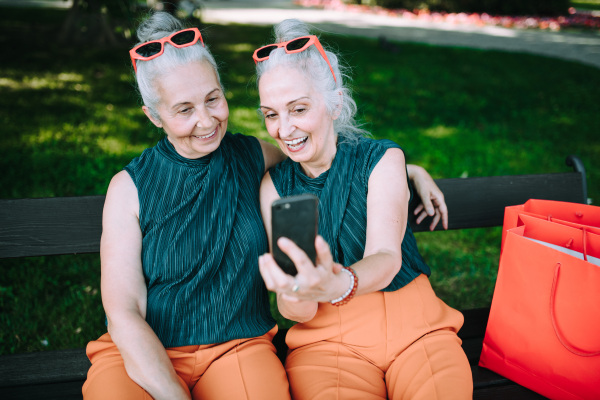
253, 35, 336, 83
129, 27, 204, 73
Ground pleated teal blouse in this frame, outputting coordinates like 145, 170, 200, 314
124, 132, 275, 348
269, 135, 431, 292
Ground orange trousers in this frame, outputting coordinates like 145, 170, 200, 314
285, 274, 473, 400
82, 326, 290, 400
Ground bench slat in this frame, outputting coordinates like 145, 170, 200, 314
0, 348, 90, 387
409, 172, 584, 232
474, 384, 548, 399
458, 307, 489, 339
0, 335, 538, 399
0, 196, 104, 258
0, 381, 84, 400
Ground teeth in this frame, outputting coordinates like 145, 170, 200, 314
284, 137, 307, 146
195, 129, 216, 139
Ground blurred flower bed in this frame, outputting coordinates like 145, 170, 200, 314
294, 0, 600, 31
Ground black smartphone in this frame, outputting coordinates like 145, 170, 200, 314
271, 194, 319, 276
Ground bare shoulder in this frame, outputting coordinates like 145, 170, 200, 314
380, 147, 406, 168
104, 171, 139, 220
370, 147, 407, 183
260, 171, 279, 211
257, 138, 286, 172
107, 170, 136, 196
259, 171, 281, 238
260, 171, 277, 197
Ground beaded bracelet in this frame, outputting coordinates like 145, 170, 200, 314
330, 267, 359, 306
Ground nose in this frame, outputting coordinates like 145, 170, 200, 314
195, 106, 213, 129
278, 115, 295, 139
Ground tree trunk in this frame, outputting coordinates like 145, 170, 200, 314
58, 0, 119, 46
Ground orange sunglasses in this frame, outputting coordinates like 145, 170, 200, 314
253, 35, 336, 83
129, 27, 204, 73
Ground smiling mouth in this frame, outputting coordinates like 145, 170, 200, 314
284, 136, 308, 151
194, 128, 217, 140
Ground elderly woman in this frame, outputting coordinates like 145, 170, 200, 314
81, 12, 289, 400
82, 11, 447, 400
255, 19, 472, 400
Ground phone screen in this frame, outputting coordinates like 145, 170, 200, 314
271, 194, 319, 276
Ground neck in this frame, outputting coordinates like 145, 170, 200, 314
299, 135, 338, 178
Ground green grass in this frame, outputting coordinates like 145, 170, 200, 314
1, 7, 599, 355
571, 0, 600, 9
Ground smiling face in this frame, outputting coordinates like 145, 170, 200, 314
259, 65, 338, 178
143, 60, 229, 159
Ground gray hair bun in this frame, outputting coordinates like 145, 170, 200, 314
136, 12, 185, 43
273, 19, 311, 43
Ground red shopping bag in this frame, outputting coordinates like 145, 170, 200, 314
480, 215, 600, 400
501, 199, 600, 251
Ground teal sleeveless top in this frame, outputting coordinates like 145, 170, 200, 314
124, 132, 275, 347
268, 136, 431, 292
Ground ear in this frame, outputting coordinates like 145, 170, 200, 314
332, 90, 343, 120
142, 105, 163, 128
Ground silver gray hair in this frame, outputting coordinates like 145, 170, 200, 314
255, 19, 367, 140
133, 12, 222, 121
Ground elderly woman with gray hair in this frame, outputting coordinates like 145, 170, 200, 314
255, 19, 472, 400
82, 11, 290, 400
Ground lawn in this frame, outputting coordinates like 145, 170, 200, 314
0, 5, 598, 354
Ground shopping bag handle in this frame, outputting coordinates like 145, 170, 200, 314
550, 262, 600, 357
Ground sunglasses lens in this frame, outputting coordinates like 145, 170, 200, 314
286, 37, 310, 51
171, 30, 196, 45
135, 42, 162, 58
256, 45, 278, 60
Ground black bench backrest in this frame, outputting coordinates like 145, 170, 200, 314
0, 156, 586, 259
409, 171, 586, 232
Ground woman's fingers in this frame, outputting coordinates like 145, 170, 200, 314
277, 237, 316, 275
413, 197, 448, 231
259, 253, 295, 292
433, 196, 449, 230
314, 236, 334, 272
414, 203, 424, 215
279, 293, 301, 303
429, 209, 441, 231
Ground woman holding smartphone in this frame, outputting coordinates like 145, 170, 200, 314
255, 19, 472, 399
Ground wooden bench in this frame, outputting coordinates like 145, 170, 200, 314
0, 155, 588, 400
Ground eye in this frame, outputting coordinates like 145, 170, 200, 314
292, 106, 307, 115
179, 107, 193, 114
206, 92, 222, 105
262, 110, 277, 120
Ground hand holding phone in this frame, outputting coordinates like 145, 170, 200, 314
271, 194, 319, 276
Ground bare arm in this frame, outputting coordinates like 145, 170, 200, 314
101, 171, 190, 400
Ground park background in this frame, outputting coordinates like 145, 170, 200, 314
0, 0, 598, 355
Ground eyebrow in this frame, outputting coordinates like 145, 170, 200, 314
260, 96, 310, 110
170, 88, 222, 111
